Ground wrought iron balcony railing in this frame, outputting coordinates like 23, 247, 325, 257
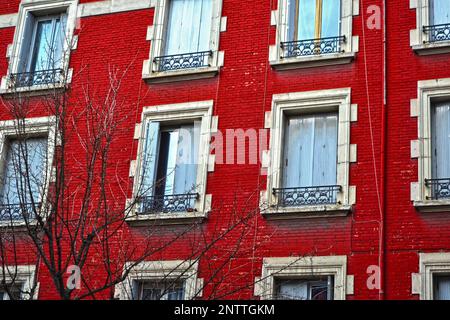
425, 178, 450, 200
0, 203, 38, 221
9, 69, 64, 88
281, 36, 346, 58
423, 23, 450, 43
273, 185, 341, 207
138, 193, 198, 214
153, 51, 212, 72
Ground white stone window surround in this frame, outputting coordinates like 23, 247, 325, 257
254, 256, 353, 300
127, 100, 217, 225
411, 78, 450, 212
1, 265, 38, 300
261, 88, 357, 218
411, 252, 450, 300
142, 0, 226, 83
410, 0, 450, 55
0, 0, 78, 95
0, 116, 57, 227
269, 0, 359, 70
115, 260, 203, 300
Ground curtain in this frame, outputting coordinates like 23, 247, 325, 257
436, 277, 450, 300
321, 0, 341, 38
1, 138, 47, 205
431, 102, 450, 179
174, 124, 200, 195
283, 113, 338, 188
431, 0, 450, 25
141, 121, 160, 196
164, 0, 213, 55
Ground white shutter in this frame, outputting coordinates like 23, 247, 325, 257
17, 12, 35, 73
141, 121, 160, 196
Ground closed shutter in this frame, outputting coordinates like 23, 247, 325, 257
141, 121, 160, 196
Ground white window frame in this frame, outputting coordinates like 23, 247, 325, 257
269, 0, 359, 70
261, 88, 356, 218
0, 265, 38, 300
0, 0, 78, 94
0, 116, 57, 227
127, 100, 215, 225
412, 252, 450, 300
142, 0, 225, 83
254, 255, 352, 300
115, 260, 202, 300
411, 78, 450, 212
410, 0, 450, 54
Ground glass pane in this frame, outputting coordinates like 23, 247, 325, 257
165, 0, 212, 55
298, 0, 316, 40
174, 124, 199, 195
1, 138, 48, 206
434, 275, 450, 300
283, 113, 338, 188
138, 281, 184, 300
321, 0, 341, 38
431, 0, 450, 25
30, 19, 54, 72
275, 277, 333, 300
431, 102, 450, 179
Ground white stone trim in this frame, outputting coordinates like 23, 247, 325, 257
413, 78, 450, 211
415, 252, 450, 300
1, 265, 38, 300
0, 0, 78, 94
262, 88, 355, 217
0, 116, 57, 227
254, 255, 350, 300
270, 0, 359, 69
115, 260, 202, 300
0, 13, 17, 29
410, 0, 450, 54
142, 0, 224, 83
128, 100, 214, 223
77, 0, 153, 17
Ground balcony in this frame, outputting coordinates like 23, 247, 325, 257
272, 185, 341, 208
153, 51, 212, 73
423, 24, 450, 43
9, 69, 64, 88
0, 203, 38, 221
138, 193, 198, 215
281, 36, 346, 59
425, 178, 450, 200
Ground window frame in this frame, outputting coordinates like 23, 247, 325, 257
0, 116, 56, 227
115, 260, 202, 300
411, 78, 450, 212
0, 265, 38, 300
262, 88, 356, 218
142, 0, 225, 83
412, 252, 450, 300
254, 255, 351, 300
128, 101, 215, 225
270, 0, 359, 70
0, 0, 78, 94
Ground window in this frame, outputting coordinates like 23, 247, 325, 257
128, 101, 214, 224
263, 89, 356, 217
0, 284, 23, 300
270, 0, 358, 69
254, 256, 351, 300
0, 265, 37, 300
275, 276, 334, 300
0, 137, 48, 221
142, 0, 225, 82
0, 0, 77, 93
140, 122, 200, 214
134, 280, 184, 300
434, 275, 450, 300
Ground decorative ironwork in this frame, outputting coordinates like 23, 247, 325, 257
423, 24, 450, 43
426, 178, 450, 200
273, 185, 341, 207
281, 36, 346, 58
9, 69, 64, 88
153, 51, 212, 72
0, 203, 38, 221
138, 193, 198, 214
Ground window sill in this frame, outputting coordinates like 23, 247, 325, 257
412, 41, 450, 55
261, 204, 352, 220
143, 66, 219, 84
0, 219, 37, 229
414, 200, 450, 213
126, 211, 208, 226
270, 52, 356, 70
